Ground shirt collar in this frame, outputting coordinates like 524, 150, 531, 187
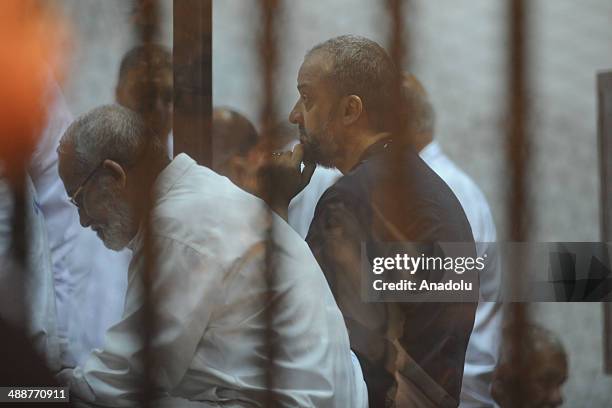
418, 140, 442, 162
127, 153, 197, 251
127, 227, 142, 251
352, 132, 395, 171
153, 153, 196, 199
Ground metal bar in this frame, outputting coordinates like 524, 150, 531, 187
507, 0, 531, 405
597, 71, 612, 374
5, 156, 28, 328
385, 0, 408, 240
258, 0, 280, 406
132, 1, 161, 406
384, 3, 407, 405
386, 0, 407, 137
606, 304, 612, 374
6, 161, 28, 274
173, 0, 212, 166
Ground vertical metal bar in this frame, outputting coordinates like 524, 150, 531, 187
259, 0, 279, 141
508, 0, 529, 240
386, 0, 407, 137
173, 0, 212, 166
507, 0, 530, 405
606, 304, 612, 374
132, 1, 160, 406
597, 71, 612, 374
258, 0, 280, 405
383, 0, 407, 267
5, 161, 28, 274
5, 155, 28, 327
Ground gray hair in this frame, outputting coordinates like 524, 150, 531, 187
58, 104, 166, 176
306, 35, 398, 131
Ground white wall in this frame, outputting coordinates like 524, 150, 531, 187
59, 0, 172, 117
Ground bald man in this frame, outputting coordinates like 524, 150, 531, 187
492, 324, 568, 408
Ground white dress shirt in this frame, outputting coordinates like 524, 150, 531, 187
65, 229, 132, 366
60, 154, 367, 407
420, 141, 501, 408
0, 174, 61, 371
288, 166, 342, 238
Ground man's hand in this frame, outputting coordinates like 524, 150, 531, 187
257, 144, 316, 220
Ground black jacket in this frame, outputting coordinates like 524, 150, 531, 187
306, 139, 477, 407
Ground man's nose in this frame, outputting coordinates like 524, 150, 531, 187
78, 207, 92, 228
289, 100, 303, 125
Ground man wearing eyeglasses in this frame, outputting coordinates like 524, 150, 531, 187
55, 104, 367, 407
65, 157, 135, 251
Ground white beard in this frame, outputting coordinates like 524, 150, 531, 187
97, 193, 135, 251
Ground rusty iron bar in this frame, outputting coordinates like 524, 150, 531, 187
133, 0, 159, 45
5, 155, 28, 327
382, 0, 408, 251
5, 161, 28, 271
385, 0, 407, 214
385, 0, 407, 138
132, 1, 160, 406
507, 0, 530, 406
599, 72, 612, 374
173, 0, 212, 166
258, 0, 281, 406
508, 0, 529, 240
381, 9, 407, 386
258, 0, 280, 141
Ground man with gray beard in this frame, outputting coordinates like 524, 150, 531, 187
55, 104, 366, 407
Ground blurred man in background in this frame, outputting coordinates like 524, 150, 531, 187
211, 107, 260, 193
116, 43, 173, 157
401, 73, 501, 407
212, 108, 342, 238
492, 324, 568, 408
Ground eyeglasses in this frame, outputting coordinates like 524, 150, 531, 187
68, 161, 104, 208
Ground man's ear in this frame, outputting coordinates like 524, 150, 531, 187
340, 95, 363, 126
102, 159, 127, 188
